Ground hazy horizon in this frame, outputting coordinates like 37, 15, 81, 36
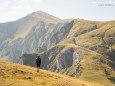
0, 0, 115, 23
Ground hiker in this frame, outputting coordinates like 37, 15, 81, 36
36, 56, 41, 72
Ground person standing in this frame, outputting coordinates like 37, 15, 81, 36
36, 56, 41, 72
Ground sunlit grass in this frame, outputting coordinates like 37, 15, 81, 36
0, 61, 102, 86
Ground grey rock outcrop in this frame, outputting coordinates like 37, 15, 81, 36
20, 45, 83, 77
0, 11, 73, 62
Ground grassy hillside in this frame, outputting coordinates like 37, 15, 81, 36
73, 20, 115, 68
38, 20, 115, 86
62, 20, 115, 86
0, 62, 102, 86
19, 19, 115, 86
38, 44, 115, 86
5, 19, 115, 86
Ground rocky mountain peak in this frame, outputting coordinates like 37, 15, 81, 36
28, 10, 62, 24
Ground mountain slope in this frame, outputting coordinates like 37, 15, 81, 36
0, 62, 101, 86
0, 11, 115, 86
75, 20, 115, 63
20, 19, 115, 86
0, 11, 66, 61
21, 44, 115, 86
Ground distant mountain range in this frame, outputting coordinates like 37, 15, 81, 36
0, 11, 115, 86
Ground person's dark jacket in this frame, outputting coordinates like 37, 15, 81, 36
36, 56, 41, 67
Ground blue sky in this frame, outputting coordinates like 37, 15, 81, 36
0, 0, 115, 22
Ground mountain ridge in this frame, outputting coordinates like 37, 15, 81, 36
0, 11, 115, 86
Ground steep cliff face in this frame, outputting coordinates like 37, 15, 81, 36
21, 45, 82, 77
0, 11, 73, 62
